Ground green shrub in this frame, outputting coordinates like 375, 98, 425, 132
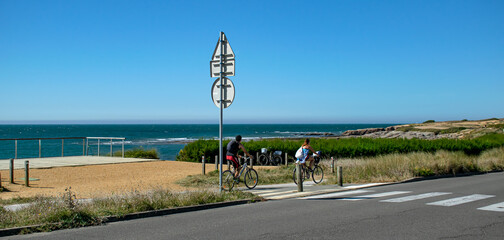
423, 120, 435, 123
114, 147, 159, 159
176, 134, 504, 162
488, 124, 504, 129
439, 127, 467, 134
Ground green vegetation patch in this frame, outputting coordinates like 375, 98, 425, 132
0, 187, 255, 231
177, 166, 296, 188
0, 196, 38, 206
177, 146, 504, 188
177, 134, 504, 162
322, 146, 504, 184
114, 147, 160, 159
488, 124, 504, 130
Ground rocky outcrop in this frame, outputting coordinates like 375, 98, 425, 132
362, 131, 462, 139
296, 132, 335, 136
342, 128, 385, 136
341, 126, 463, 140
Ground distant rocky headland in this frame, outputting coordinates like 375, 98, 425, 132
340, 118, 504, 140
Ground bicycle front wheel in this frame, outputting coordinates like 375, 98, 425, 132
222, 170, 235, 191
258, 154, 268, 165
244, 168, 259, 189
312, 166, 324, 184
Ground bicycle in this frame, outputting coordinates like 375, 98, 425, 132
293, 152, 324, 184
258, 148, 283, 166
222, 156, 259, 191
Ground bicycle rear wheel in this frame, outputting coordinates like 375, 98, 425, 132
292, 166, 305, 185
222, 170, 235, 191
244, 168, 259, 189
312, 165, 324, 184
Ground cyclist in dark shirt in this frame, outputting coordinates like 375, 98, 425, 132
226, 135, 254, 178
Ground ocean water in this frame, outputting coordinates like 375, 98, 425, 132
0, 124, 394, 160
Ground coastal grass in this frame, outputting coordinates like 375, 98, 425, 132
321, 146, 504, 183
177, 146, 504, 187
177, 134, 504, 163
176, 167, 295, 188
0, 196, 39, 206
0, 187, 255, 231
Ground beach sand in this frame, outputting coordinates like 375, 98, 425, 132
0, 161, 238, 200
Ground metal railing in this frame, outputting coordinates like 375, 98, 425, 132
0, 137, 126, 159
85, 137, 126, 158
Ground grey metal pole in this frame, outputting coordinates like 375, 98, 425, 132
218, 31, 225, 192
285, 152, 288, 166
61, 139, 64, 157
25, 160, 29, 187
110, 139, 113, 157
202, 156, 206, 175
85, 138, 89, 156
122, 139, 125, 158
331, 157, 335, 174
9, 158, 14, 183
14, 140, 17, 159
296, 163, 303, 192
98, 139, 100, 156
250, 155, 253, 169
38, 139, 41, 158
82, 139, 85, 156
337, 166, 343, 187
215, 155, 218, 170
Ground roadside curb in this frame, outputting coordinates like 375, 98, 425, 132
0, 198, 263, 237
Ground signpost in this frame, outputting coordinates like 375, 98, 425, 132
211, 32, 235, 192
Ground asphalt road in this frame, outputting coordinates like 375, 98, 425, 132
7, 172, 504, 240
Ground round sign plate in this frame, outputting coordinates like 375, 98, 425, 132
211, 77, 235, 109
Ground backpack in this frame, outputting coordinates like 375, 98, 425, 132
295, 146, 304, 159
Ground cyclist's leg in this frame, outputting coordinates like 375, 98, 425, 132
226, 156, 240, 177
306, 156, 315, 170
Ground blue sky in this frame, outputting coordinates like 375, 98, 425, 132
1, 0, 503, 124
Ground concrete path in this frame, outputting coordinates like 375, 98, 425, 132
0, 156, 158, 170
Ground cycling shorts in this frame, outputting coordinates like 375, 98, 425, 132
226, 155, 240, 169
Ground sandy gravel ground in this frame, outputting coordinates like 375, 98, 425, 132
0, 161, 227, 200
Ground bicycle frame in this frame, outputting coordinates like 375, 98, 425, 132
231, 156, 250, 179
236, 162, 248, 178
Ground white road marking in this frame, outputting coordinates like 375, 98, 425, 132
343, 183, 389, 189
341, 191, 412, 201
477, 202, 504, 212
259, 190, 298, 197
299, 190, 372, 199
381, 192, 452, 203
427, 194, 495, 207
